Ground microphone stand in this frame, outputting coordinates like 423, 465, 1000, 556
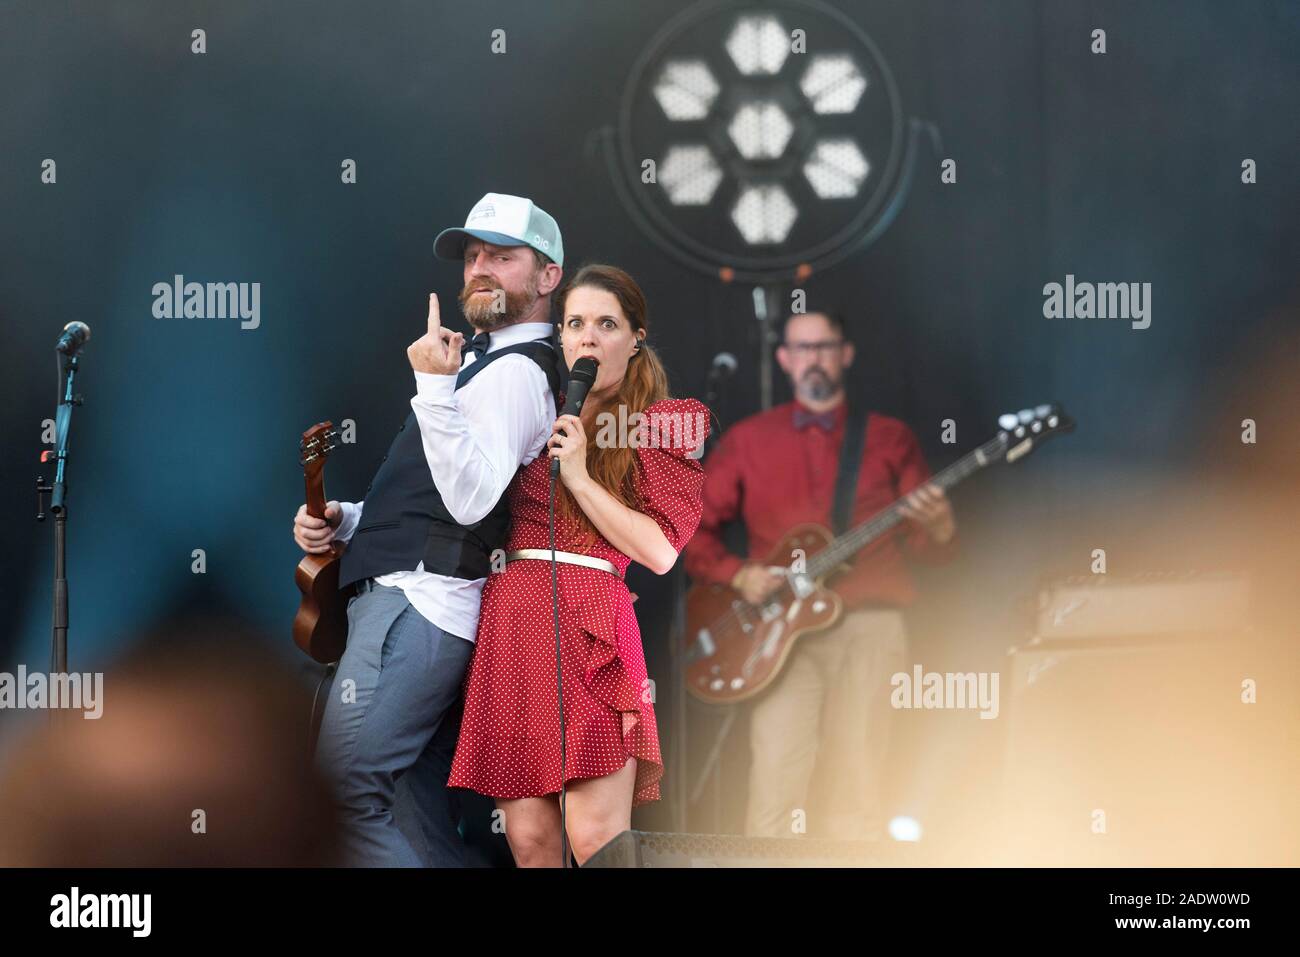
546, 359, 596, 868
671, 367, 728, 832
37, 350, 85, 682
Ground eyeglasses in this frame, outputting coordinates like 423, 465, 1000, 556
782, 339, 845, 357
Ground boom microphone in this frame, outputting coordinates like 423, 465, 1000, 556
708, 351, 737, 380
550, 356, 599, 478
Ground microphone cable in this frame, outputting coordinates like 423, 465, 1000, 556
549, 467, 571, 868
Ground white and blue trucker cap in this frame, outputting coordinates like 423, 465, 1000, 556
433, 192, 564, 266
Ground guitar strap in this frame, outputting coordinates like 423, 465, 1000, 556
831, 401, 869, 535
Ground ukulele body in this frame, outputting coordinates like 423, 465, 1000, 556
293, 543, 354, 664
292, 422, 353, 664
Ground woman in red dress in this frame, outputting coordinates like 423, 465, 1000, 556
447, 263, 709, 866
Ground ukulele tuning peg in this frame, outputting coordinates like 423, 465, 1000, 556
998, 413, 1018, 431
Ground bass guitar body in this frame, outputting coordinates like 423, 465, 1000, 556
684, 524, 845, 704
683, 403, 1075, 705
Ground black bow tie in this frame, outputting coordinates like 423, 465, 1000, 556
793, 407, 838, 431
468, 331, 491, 360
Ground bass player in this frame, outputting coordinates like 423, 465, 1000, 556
682, 309, 958, 842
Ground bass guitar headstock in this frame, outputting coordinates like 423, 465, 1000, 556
991, 403, 1075, 465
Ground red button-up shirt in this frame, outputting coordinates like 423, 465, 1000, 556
682, 400, 956, 608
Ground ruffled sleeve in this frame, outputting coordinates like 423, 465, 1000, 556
631, 397, 711, 553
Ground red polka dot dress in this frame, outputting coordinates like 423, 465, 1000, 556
449, 397, 710, 808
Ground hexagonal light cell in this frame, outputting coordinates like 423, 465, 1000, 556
727, 101, 794, 160
731, 184, 798, 244
803, 139, 871, 199
725, 14, 789, 76
658, 145, 724, 205
653, 59, 720, 121
800, 53, 867, 115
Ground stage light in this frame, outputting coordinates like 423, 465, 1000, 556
653, 60, 720, 121
727, 101, 795, 160
603, 0, 926, 406
803, 138, 870, 199
725, 13, 789, 75
889, 816, 923, 843
660, 145, 724, 205
732, 184, 797, 243
609, 0, 911, 277
800, 53, 867, 115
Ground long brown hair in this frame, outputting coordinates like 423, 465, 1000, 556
554, 264, 671, 543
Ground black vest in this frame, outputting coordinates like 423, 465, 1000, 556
339, 339, 560, 587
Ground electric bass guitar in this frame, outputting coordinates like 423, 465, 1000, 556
292, 422, 354, 663
683, 403, 1074, 704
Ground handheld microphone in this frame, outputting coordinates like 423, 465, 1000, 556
56, 321, 91, 356
550, 356, 599, 478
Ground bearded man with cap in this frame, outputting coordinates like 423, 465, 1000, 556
293, 193, 565, 866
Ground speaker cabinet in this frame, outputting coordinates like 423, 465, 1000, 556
998, 634, 1279, 865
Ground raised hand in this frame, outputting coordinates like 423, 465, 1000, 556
407, 292, 465, 375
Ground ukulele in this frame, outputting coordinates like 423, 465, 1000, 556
292, 422, 354, 663
683, 403, 1075, 704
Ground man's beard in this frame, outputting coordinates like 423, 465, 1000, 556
458, 274, 539, 332
798, 367, 841, 403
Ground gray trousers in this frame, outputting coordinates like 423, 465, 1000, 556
314, 581, 474, 866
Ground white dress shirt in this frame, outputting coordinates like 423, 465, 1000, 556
333, 321, 555, 641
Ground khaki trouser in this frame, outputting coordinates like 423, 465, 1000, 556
744, 607, 907, 841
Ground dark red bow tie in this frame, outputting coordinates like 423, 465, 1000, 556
793, 407, 838, 431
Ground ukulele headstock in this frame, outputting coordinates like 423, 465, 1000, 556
300, 422, 341, 469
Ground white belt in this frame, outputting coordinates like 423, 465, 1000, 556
505, 549, 622, 579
